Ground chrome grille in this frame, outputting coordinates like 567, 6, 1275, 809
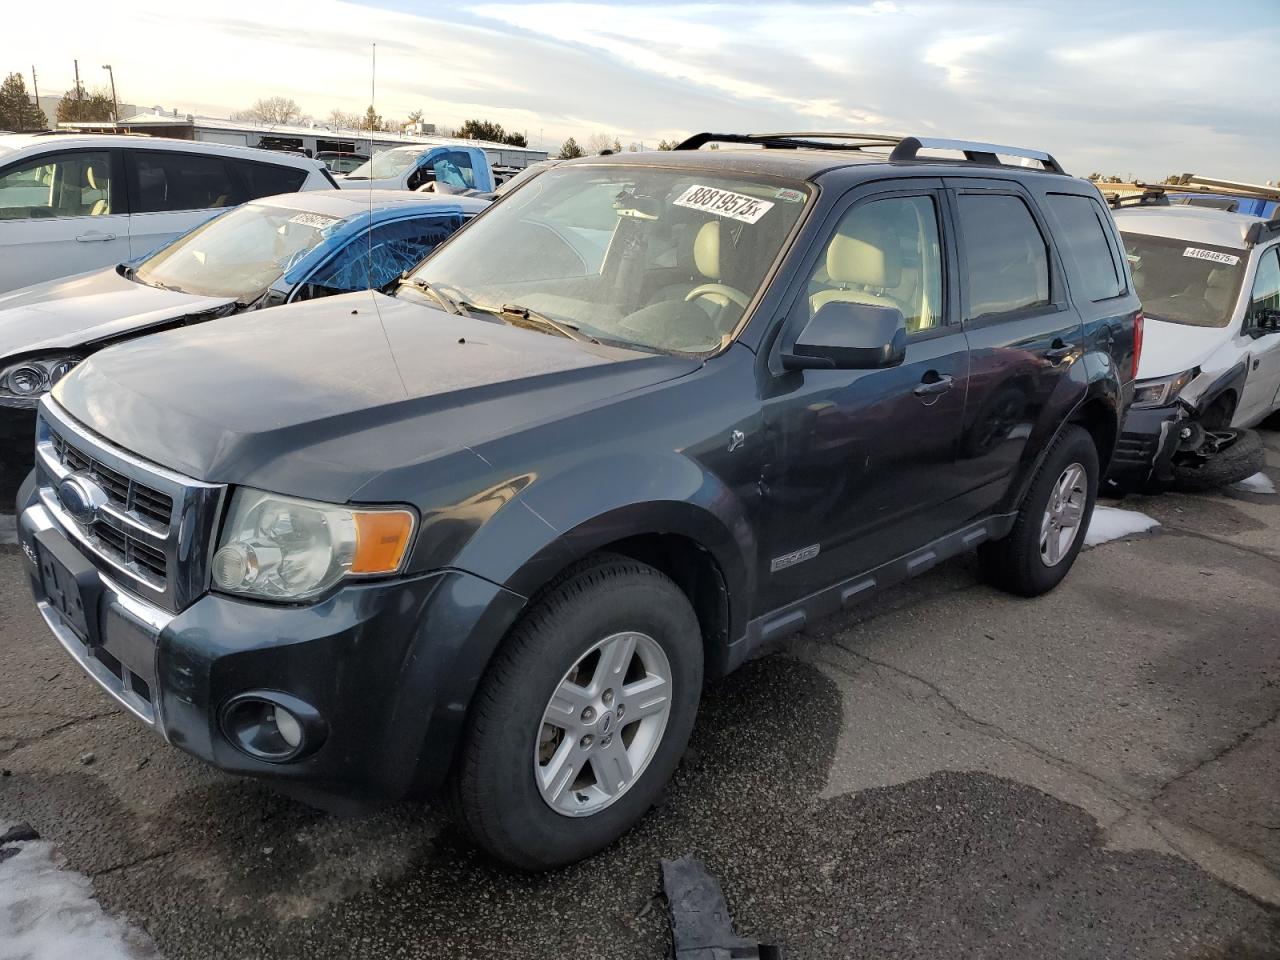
35, 399, 225, 613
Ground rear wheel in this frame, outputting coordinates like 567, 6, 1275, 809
448, 555, 703, 870
980, 425, 1099, 597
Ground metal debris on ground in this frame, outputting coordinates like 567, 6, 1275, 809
661, 854, 783, 960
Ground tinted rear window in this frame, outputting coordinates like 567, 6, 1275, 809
235, 160, 308, 199
1047, 193, 1125, 301
957, 193, 1051, 320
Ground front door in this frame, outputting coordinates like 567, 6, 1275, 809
1239, 245, 1280, 425
0, 148, 130, 292
944, 180, 1087, 515
759, 183, 970, 609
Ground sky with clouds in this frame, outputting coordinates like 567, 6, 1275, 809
12, 0, 1279, 182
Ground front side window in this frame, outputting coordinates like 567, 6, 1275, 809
1246, 247, 1280, 333
345, 148, 420, 181
307, 215, 463, 293
409, 165, 810, 354
0, 151, 113, 220
957, 193, 1051, 320
134, 202, 341, 299
1121, 232, 1245, 328
805, 194, 944, 334
133, 151, 241, 213
433, 152, 475, 190
1047, 193, 1124, 302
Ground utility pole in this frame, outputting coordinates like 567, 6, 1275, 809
102, 64, 118, 123
30, 66, 41, 128
73, 59, 82, 122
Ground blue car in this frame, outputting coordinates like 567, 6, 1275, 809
0, 189, 488, 466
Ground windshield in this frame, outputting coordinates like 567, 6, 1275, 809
345, 148, 421, 181
134, 203, 342, 299
407, 165, 811, 353
1121, 231, 1245, 328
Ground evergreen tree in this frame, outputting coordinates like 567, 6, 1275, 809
557, 137, 585, 159
0, 73, 46, 131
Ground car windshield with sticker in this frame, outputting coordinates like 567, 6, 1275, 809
134, 202, 341, 301
1120, 231, 1246, 328
407, 164, 812, 354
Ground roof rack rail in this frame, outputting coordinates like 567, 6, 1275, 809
888, 137, 1066, 174
674, 132, 1067, 174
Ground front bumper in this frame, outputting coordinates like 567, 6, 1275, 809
20, 487, 526, 807
1106, 402, 1184, 491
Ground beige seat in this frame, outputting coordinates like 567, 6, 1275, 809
809, 218, 903, 316
692, 221, 730, 310
1203, 267, 1236, 321
85, 165, 110, 216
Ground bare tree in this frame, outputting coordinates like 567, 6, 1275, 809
326, 108, 363, 130
585, 132, 616, 155
232, 96, 306, 125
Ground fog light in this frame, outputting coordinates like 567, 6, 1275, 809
219, 692, 324, 763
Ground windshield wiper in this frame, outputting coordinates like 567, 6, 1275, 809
473, 303, 598, 344
405, 277, 467, 316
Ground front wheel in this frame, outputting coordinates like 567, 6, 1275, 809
448, 555, 703, 870
980, 424, 1099, 597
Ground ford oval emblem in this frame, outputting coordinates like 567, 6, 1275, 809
57, 473, 108, 525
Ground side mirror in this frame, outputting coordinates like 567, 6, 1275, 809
781, 301, 908, 371
1255, 307, 1280, 334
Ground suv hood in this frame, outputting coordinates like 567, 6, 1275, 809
53, 291, 701, 503
1136, 314, 1228, 381
0, 266, 235, 360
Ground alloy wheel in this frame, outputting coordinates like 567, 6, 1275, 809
1040, 461, 1087, 566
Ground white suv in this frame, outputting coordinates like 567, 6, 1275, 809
0, 135, 335, 292
1109, 198, 1280, 490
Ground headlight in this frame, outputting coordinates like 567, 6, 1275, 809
0, 356, 82, 406
1132, 369, 1196, 409
211, 488, 416, 601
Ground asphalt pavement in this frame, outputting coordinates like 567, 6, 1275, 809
1, 426, 1278, 959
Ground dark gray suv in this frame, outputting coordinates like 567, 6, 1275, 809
18, 132, 1141, 869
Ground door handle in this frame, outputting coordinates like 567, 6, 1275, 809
913, 374, 954, 397
1044, 340, 1075, 362
75, 232, 117, 242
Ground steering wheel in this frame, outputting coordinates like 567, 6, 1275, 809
685, 283, 751, 310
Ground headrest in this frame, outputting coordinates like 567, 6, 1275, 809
694, 221, 721, 281
827, 219, 901, 289
85, 165, 98, 191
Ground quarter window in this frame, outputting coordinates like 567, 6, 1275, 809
132, 151, 241, 213
957, 193, 1051, 320
1246, 247, 1280, 332
806, 195, 945, 333
0, 151, 113, 220
1047, 193, 1125, 301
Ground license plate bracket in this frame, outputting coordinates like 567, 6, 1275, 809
34, 529, 102, 647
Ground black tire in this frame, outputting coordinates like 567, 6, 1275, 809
1170, 428, 1265, 492
979, 424, 1099, 597
448, 554, 703, 871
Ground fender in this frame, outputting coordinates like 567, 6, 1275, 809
1180, 359, 1247, 419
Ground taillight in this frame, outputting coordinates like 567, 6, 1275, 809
1131, 311, 1143, 381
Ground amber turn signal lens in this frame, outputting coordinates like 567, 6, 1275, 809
350, 510, 415, 574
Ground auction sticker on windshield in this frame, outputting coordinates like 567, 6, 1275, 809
289, 212, 340, 229
1183, 247, 1240, 266
674, 185, 774, 224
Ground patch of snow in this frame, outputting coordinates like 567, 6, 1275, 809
1230, 472, 1276, 495
1084, 506, 1160, 546
0, 827, 161, 960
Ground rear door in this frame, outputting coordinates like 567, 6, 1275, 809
760, 180, 970, 608
1239, 244, 1280, 423
0, 147, 130, 292
125, 149, 246, 260
945, 178, 1087, 514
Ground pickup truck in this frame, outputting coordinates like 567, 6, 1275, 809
19, 133, 1139, 871
338, 144, 495, 194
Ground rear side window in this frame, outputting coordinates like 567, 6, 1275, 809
957, 193, 1050, 320
1047, 193, 1124, 301
0, 151, 114, 220
133, 151, 241, 213
307, 214, 463, 293
235, 161, 307, 199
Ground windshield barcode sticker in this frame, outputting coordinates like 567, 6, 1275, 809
1183, 247, 1240, 266
674, 185, 774, 224
289, 213, 339, 229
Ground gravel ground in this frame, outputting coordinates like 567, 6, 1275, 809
0, 423, 1277, 959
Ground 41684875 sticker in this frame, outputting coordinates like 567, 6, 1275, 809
1183, 247, 1240, 266
673, 184, 774, 224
